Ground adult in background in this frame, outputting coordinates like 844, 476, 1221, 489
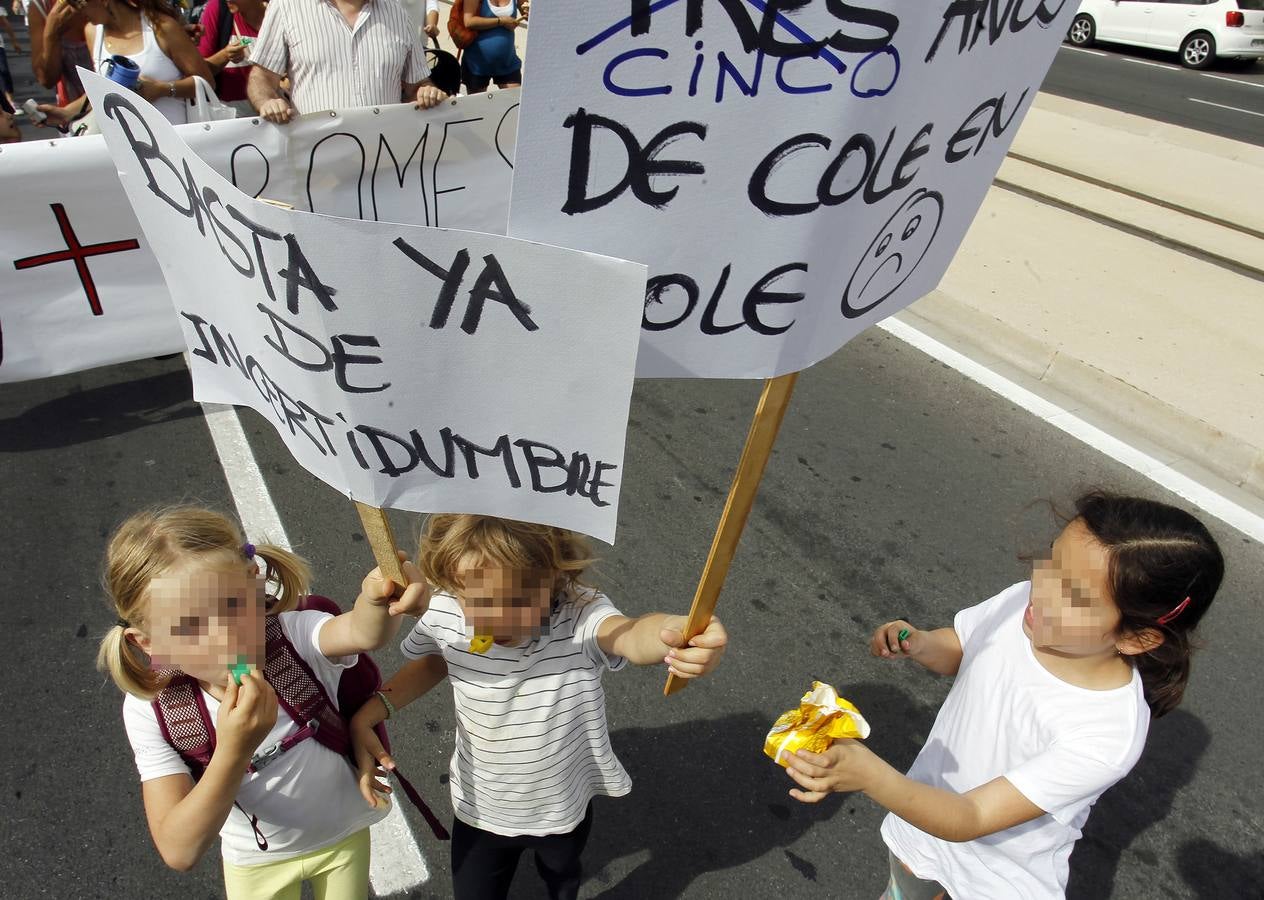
29, 0, 92, 103
197, 0, 262, 103
459, 0, 523, 94
42, 0, 213, 125
246, 0, 445, 124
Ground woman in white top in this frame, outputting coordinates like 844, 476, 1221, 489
45, 0, 211, 124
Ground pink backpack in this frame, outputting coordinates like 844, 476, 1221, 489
152, 595, 449, 847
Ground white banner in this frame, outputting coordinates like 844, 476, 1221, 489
1, 92, 519, 383
84, 73, 644, 541
507, 0, 1076, 377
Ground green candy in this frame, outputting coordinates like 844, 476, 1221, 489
230, 654, 252, 685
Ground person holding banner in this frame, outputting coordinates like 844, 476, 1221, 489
351, 513, 729, 900
245, 0, 445, 123
97, 506, 428, 900
781, 492, 1224, 900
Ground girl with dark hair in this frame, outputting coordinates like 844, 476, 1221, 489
780, 491, 1224, 900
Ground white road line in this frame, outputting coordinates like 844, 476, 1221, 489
1200, 72, 1264, 89
878, 321, 1264, 545
1188, 96, 1264, 118
1061, 45, 1109, 57
1123, 57, 1179, 70
200, 401, 431, 896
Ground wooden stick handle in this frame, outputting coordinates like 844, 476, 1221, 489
664, 372, 799, 697
354, 501, 410, 587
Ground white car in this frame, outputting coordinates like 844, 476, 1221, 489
1067, 0, 1264, 68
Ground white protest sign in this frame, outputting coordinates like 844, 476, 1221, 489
1, 93, 519, 383
508, 0, 1076, 378
83, 72, 644, 542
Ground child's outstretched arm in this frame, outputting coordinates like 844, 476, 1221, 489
350, 655, 449, 808
319, 554, 431, 658
783, 740, 1046, 842
871, 620, 963, 677
141, 673, 279, 870
597, 613, 728, 679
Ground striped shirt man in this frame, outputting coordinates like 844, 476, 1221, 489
249, 0, 431, 114
401, 590, 633, 837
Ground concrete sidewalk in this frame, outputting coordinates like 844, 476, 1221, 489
900, 92, 1264, 507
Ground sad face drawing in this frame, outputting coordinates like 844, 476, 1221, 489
841, 188, 944, 320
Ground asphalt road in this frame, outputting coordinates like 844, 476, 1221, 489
1043, 42, 1264, 146
2, 331, 1261, 899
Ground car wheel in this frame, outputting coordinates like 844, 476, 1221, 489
1067, 14, 1094, 46
1180, 32, 1216, 69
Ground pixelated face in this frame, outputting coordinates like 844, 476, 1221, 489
454, 558, 554, 643
1026, 519, 1120, 654
841, 188, 944, 320
143, 560, 265, 687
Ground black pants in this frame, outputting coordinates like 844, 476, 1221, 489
451, 802, 593, 900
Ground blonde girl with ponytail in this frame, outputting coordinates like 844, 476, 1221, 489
98, 506, 428, 899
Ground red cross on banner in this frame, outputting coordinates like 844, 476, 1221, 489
12, 203, 142, 316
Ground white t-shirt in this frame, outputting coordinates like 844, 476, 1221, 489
401, 589, 632, 837
881, 582, 1149, 900
122, 610, 387, 866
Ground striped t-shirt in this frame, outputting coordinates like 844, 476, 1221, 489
250, 0, 430, 114
401, 589, 633, 836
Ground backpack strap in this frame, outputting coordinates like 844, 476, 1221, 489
390, 765, 450, 841
262, 612, 349, 757
152, 673, 215, 780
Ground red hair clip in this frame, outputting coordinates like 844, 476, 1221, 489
1157, 596, 1191, 626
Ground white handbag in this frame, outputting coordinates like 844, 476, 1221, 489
187, 76, 238, 123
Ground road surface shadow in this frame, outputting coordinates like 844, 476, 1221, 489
1178, 838, 1264, 898
1068, 709, 1210, 898
0, 366, 197, 450
498, 683, 938, 899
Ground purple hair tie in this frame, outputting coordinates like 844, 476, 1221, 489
242, 542, 256, 560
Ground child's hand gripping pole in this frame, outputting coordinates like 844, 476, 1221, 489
665, 372, 798, 696
354, 501, 410, 589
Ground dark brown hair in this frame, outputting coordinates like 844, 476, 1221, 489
1074, 491, 1223, 717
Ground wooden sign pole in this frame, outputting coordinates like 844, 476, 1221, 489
354, 501, 410, 587
664, 371, 799, 697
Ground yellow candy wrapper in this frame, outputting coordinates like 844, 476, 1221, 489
469, 634, 494, 654
764, 681, 871, 767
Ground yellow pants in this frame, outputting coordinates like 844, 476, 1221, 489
222, 828, 370, 900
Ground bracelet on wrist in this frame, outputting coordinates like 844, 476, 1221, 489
375, 689, 396, 720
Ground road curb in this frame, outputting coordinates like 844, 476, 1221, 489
899, 291, 1264, 501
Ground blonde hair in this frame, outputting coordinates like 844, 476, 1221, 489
97, 506, 311, 699
418, 514, 595, 600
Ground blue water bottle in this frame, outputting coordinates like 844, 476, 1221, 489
101, 55, 141, 89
